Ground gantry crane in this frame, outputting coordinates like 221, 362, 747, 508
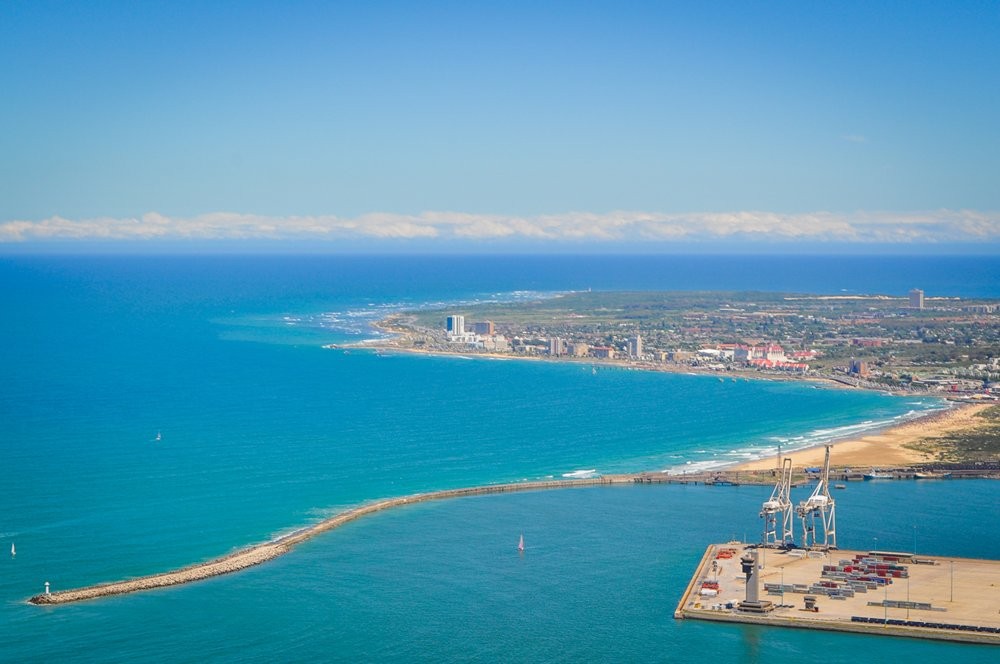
796, 445, 837, 549
760, 457, 794, 546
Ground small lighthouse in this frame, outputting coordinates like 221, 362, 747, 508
44, 581, 50, 595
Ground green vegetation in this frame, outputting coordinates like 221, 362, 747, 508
908, 405, 1000, 463
407, 290, 1000, 386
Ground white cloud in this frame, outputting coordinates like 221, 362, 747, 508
1, 209, 997, 245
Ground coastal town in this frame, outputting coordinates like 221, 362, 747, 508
374, 288, 1000, 399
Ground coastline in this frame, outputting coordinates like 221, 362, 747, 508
331, 339, 865, 391
730, 401, 991, 472
340, 333, 995, 473
32, 331, 993, 606
358, 318, 996, 473
354, 314, 940, 394
28, 401, 992, 606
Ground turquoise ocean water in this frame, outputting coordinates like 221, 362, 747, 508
1, 254, 998, 661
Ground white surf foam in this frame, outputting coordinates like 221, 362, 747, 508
561, 469, 599, 479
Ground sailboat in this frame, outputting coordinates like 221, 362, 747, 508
155, 431, 162, 442
518, 533, 524, 553
10, 543, 14, 557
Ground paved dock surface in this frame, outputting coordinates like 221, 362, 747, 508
676, 543, 1000, 645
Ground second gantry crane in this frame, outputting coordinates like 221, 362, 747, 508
796, 445, 837, 550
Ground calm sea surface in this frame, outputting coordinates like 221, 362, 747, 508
1, 254, 997, 661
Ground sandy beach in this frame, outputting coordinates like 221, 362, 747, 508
732, 402, 991, 472
29, 398, 994, 605
351, 334, 995, 474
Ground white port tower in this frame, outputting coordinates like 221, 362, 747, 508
760, 457, 794, 546
796, 445, 837, 549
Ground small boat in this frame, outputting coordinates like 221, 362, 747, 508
10, 543, 14, 557
155, 431, 162, 442
518, 533, 524, 553
591, 366, 597, 375
914, 471, 951, 480
834, 484, 847, 490
864, 469, 893, 480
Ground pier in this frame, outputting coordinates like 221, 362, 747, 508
33, 469, 820, 606
675, 543, 1000, 645
28, 466, 998, 606
29, 475, 635, 605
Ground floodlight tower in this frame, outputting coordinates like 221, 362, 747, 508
760, 458, 794, 546
796, 445, 837, 549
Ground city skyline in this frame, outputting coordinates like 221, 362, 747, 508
2, 2, 998, 252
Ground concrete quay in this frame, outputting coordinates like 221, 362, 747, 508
675, 542, 1000, 645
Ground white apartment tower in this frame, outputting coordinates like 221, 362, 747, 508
446, 315, 465, 336
909, 289, 925, 310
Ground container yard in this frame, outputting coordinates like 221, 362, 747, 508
675, 445, 999, 644
675, 543, 1000, 645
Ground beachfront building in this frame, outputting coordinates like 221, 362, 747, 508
549, 337, 566, 356
591, 346, 615, 360
748, 358, 809, 372
734, 344, 786, 363
909, 289, 925, 310
482, 334, 509, 352
446, 315, 465, 336
568, 342, 590, 357
628, 335, 643, 359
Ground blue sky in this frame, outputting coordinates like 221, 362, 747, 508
1, 1, 998, 251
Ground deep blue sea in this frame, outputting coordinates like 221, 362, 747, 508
1, 254, 998, 662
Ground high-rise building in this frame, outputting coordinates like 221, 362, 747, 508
471, 321, 495, 335
549, 337, 566, 356
909, 289, 925, 310
446, 315, 465, 336
628, 335, 643, 359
